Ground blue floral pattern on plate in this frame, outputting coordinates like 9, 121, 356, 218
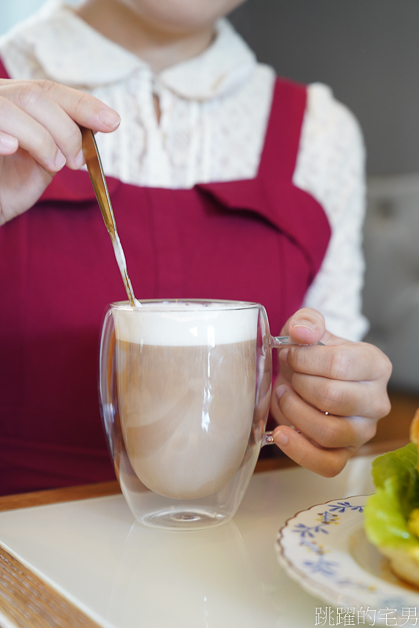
276, 495, 419, 625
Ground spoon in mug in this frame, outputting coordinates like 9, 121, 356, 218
81, 127, 140, 307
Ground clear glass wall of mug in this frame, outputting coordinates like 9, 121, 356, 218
99, 299, 299, 530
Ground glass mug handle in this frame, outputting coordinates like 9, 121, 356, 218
262, 335, 324, 447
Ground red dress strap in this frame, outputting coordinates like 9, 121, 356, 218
258, 78, 307, 182
198, 77, 330, 289
0, 58, 9, 79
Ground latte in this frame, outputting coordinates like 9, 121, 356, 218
113, 303, 258, 499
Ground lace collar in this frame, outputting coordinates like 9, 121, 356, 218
4, 0, 256, 99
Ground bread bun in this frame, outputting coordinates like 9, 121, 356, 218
380, 546, 419, 588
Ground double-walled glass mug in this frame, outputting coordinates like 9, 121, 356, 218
100, 299, 305, 530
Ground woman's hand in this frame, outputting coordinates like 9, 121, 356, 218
271, 308, 392, 476
0, 78, 120, 225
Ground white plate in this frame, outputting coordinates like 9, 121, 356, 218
276, 495, 419, 626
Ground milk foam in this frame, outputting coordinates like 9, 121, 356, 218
112, 301, 258, 346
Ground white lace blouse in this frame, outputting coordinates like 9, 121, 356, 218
0, 0, 368, 340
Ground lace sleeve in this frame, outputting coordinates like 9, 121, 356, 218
294, 83, 369, 341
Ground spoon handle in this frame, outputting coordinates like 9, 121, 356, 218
81, 128, 137, 307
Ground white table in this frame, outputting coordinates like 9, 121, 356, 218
0, 455, 378, 628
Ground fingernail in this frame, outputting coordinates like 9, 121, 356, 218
0, 134, 18, 150
98, 109, 121, 129
274, 430, 289, 447
55, 150, 66, 170
74, 149, 85, 169
275, 385, 288, 400
292, 319, 316, 332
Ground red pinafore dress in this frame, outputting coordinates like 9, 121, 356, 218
0, 60, 331, 495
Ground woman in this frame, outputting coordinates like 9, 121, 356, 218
0, 0, 391, 494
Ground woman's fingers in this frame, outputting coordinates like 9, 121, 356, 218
278, 339, 392, 420
0, 79, 121, 132
272, 425, 353, 477
272, 312, 392, 475
282, 307, 326, 345
35, 80, 120, 132
284, 341, 391, 384
0, 80, 120, 171
291, 372, 390, 419
274, 385, 377, 449
0, 79, 121, 222
34, 81, 121, 133
0, 97, 67, 172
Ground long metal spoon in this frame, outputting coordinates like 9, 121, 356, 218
81, 128, 139, 307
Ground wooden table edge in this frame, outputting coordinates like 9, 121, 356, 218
0, 543, 103, 628
0, 438, 408, 513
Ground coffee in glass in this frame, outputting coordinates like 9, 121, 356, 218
100, 299, 305, 529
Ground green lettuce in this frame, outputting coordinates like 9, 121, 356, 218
364, 442, 419, 550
